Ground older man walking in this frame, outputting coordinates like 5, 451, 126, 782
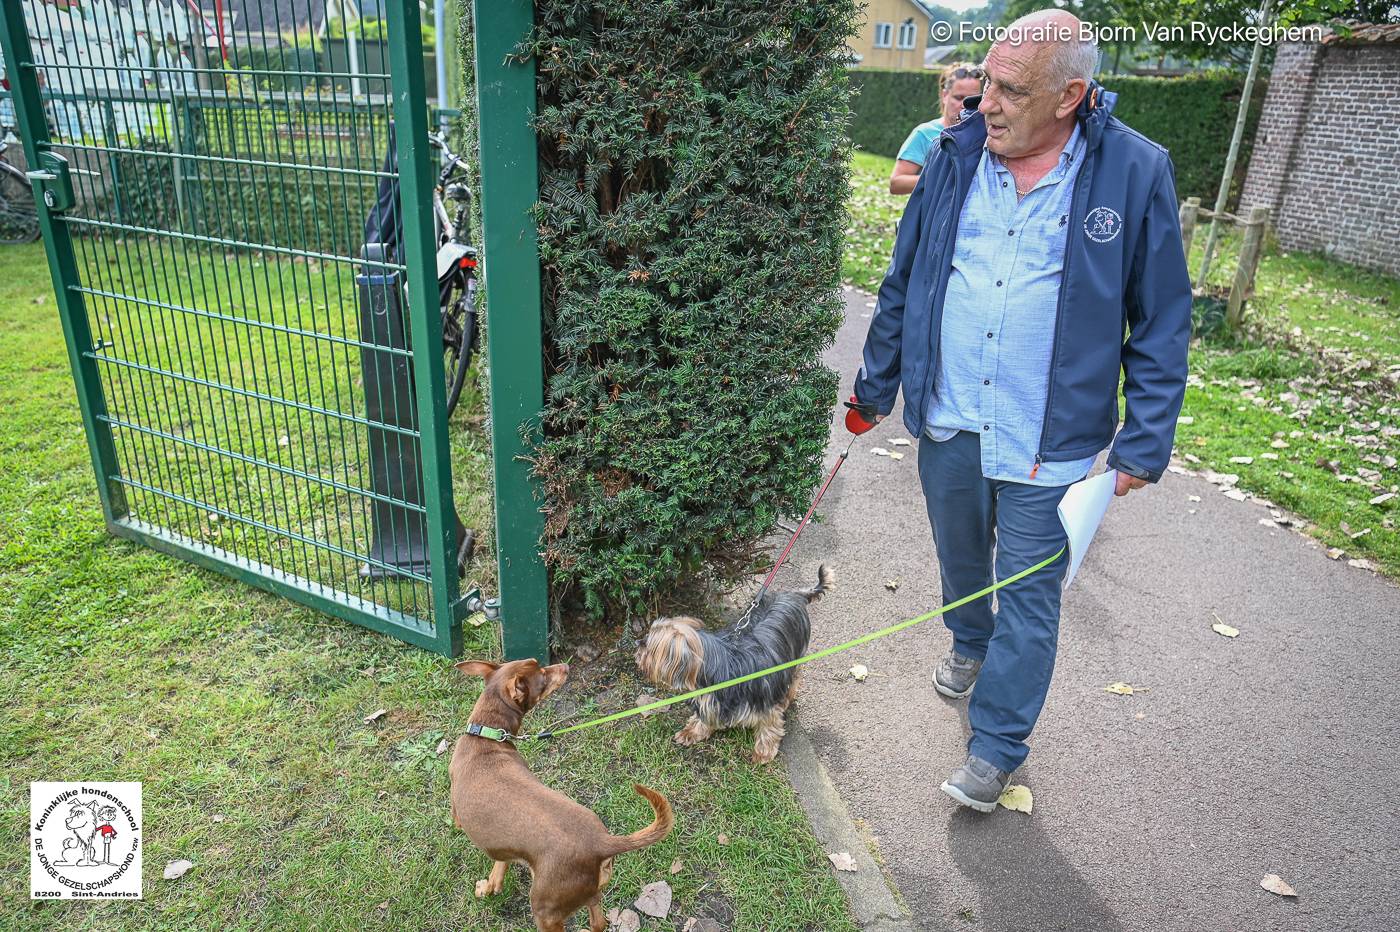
851, 9, 1191, 811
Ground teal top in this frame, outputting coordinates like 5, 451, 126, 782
896, 118, 944, 167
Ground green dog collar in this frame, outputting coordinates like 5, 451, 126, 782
466, 723, 509, 742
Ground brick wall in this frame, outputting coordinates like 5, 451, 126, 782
1240, 39, 1400, 276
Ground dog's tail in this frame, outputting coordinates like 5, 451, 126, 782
602, 784, 674, 856
797, 565, 835, 603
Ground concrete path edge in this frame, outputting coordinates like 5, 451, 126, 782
782, 723, 917, 932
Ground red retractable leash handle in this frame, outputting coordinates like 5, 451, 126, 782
738, 395, 879, 626
844, 394, 879, 436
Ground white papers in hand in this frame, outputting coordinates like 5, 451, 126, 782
1056, 469, 1117, 589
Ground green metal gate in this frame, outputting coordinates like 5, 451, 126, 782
0, 0, 499, 656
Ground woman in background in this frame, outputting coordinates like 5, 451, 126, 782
888, 63, 984, 195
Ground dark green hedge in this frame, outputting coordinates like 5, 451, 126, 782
467, 1, 858, 619
848, 68, 1266, 203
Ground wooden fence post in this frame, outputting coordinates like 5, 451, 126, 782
1179, 196, 1200, 269
1227, 206, 1270, 330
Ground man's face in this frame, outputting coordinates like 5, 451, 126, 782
978, 41, 1078, 158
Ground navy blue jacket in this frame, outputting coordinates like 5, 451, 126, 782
854, 84, 1192, 482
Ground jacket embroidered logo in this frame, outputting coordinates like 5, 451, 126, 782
1084, 206, 1123, 243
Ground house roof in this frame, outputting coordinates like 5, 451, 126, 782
1322, 22, 1400, 45
924, 45, 958, 68
186, 0, 329, 36
906, 0, 944, 20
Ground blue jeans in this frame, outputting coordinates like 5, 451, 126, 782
918, 430, 1075, 772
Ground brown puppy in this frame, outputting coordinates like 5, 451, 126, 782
450, 658, 674, 932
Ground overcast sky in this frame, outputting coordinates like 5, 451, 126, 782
939, 0, 994, 13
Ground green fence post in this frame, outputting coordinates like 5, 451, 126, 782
385, 0, 463, 656
0, 7, 127, 525
472, 1, 550, 662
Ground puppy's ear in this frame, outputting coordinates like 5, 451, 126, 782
504, 670, 531, 707
454, 660, 499, 678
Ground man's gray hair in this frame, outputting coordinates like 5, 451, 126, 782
1003, 9, 1100, 88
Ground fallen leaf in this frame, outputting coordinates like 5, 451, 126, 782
1223, 489, 1249, 501
211, 813, 226, 823
888, 451, 905, 460
1370, 492, 1396, 506
636, 695, 659, 718
1187, 495, 1201, 503
884, 579, 900, 592
997, 784, 1033, 814
888, 437, 912, 446
363, 708, 388, 724
1229, 456, 1254, 465
1326, 547, 1346, 560
376, 900, 389, 911
870, 447, 891, 456
1270, 439, 1290, 449
1349, 527, 1372, 540
827, 851, 858, 872
1348, 558, 1378, 572
278, 434, 290, 447
669, 858, 684, 875
635, 880, 672, 918
1134, 712, 1145, 720
1211, 622, 1240, 638
1103, 682, 1147, 696
1260, 873, 1298, 897
1177, 415, 1195, 425
716, 834, 729, 846
164, 859, 195, 880
608, 908, 642, 932
849, 664, 869, 682
435, 738, 451, 756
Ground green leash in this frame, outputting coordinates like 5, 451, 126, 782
467, 545, 1066, 744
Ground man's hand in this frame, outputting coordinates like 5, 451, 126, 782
1114, 472, 1148, 496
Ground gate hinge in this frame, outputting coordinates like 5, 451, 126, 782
27, 151, 76, 212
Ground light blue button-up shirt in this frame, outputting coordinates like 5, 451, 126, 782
924, 123, 1098, 486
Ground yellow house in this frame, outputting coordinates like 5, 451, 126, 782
849, 0, 950, 71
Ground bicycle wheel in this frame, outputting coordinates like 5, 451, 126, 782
443, 276, 478, 418
0, 163, 39, 245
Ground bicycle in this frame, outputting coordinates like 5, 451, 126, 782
429, 130, 479, 420
0, 124, 40, 245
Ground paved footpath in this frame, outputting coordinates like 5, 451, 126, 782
783, 288, 1400, 932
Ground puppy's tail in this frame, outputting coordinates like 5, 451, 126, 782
797, 565, 835, 603
603, 784, 674, 856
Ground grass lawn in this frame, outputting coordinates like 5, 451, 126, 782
0, 240, 855, 931
845, 151, 1400, 577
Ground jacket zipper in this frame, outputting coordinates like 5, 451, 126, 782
1032, 139, 1096, 478
921, 139, 967, 430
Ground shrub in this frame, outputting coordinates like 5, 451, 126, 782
461, 1, 858, 619
847, 68, 1266, 204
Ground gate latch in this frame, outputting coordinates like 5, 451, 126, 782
27, 152, 76, 213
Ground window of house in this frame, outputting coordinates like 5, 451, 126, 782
874, 22, 893, 48
897, 21, 918, 49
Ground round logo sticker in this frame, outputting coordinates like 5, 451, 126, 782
1084, 206, 1123, 244
31, 782, 142, 899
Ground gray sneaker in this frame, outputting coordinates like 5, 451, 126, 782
940, 755, 1010, 813
932, 650, 982, 698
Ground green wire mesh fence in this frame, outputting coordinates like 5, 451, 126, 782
1, 0, 467, 654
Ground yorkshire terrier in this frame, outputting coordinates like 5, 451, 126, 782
635, 566, 833, 763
